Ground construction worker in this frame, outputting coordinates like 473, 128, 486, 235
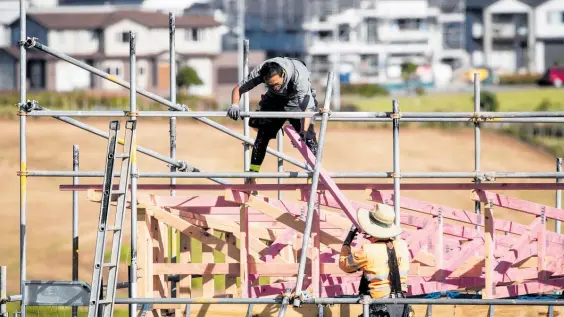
227, 57, 319, 187
339, 204, 413, 317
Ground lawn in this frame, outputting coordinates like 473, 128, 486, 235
342, 87, 564, 112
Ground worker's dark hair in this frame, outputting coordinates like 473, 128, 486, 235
259, 62, 284, 81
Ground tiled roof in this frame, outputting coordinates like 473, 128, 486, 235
11, 10, 221, 30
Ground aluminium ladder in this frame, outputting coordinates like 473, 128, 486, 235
88, 120, 137, 317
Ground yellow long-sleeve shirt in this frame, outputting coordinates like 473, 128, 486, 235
339, 239, 410, 298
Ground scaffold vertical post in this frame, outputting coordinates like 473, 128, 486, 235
392, 100, 401, 226
556, 157, 562, 234
18, 0, 27, 315
129, 30, 138, 317
243, 39, 250, 172
72, 145, 79, 317
474, 72, 482, 232
168, 12, 178, 301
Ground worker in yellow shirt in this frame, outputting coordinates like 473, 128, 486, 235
339, 203, 413, 317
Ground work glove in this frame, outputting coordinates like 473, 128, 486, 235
343, 225, 359, 247
298, 130, 310, 142
227, 104, 240, 120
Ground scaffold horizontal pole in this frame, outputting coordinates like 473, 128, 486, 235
25, 170, 564, 179
59, 182, 564, 192
23, 110, 564, 123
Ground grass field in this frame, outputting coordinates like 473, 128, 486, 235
342, 87, 564, 112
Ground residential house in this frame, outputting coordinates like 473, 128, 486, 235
0, 9, 222, 96
303, 0, 469, 86
466, 0, 564, 74
534, 0, 564, 72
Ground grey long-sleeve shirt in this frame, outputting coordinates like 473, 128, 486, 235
239, 57, 316, 112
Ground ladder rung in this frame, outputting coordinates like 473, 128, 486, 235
106, 227, 122, 231
112, 190, 126, 195
115, 153, 130, 159
97, 299, 113, 305
102, 263, 117, 268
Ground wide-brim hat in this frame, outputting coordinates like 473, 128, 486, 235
357, 203, 403, 239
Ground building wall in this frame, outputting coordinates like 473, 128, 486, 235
176, 27, 222, 55
100, 59, 126, 90
104, 19, 150, 56
535, 0, 564, 39
0, 51, 16, 90
11, 18, 48, 47
55, 59, 91, 91
47, 29, 100, 55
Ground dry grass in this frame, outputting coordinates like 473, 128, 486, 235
0, 118, 563, 316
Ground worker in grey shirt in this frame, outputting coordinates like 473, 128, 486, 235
227, 57, 319, 190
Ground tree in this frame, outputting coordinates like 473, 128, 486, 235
401, 62, 418, 95
176, 66, 203, 93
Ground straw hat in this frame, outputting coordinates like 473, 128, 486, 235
357, 203, 403, 239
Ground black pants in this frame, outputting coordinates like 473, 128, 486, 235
249, 95, 319, 170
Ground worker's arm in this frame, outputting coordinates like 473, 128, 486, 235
339, 225, 368, 273
294, 71, 316, 135
227, 64, 263, 120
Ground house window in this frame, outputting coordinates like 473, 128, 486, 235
115, 67, 120, 76
186, 28, 202, 41
547, 11, 564, 24
118, 32, 129, 43
139, 67, 145, 75
396, 18, 423, 30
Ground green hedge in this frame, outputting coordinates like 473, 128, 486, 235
0, 91, 219, 115
340, 83, 389, 97
498, 73, 541, 85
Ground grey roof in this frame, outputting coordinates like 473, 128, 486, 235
10, 9, 221, 29
466, 0, 551, 9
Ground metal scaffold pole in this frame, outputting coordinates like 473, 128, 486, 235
18, 0, 27, 316
129, 31, 138, 317
168, 12, 178, 302
293, 72, 334, 308
72, 145, 79, 317
392, 100, 401, 226
474, 73, 482, 233
243, 39, 250, 173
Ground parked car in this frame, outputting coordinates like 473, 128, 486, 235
537, 67, 564, 87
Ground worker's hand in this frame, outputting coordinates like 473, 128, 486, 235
227, 104, 240, 120
343, 225, 359, 246
298, 130, 308, 142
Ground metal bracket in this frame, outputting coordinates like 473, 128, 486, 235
126, 111, 139, 117
24, 37, 37, 49
18, 100, 41, 113
390, 113, 402, 120
177, 161, 189, 172
391, 172, 401, 179
17, 171, 28, 176
176, 104, 190, 112
319, 108, 331, 115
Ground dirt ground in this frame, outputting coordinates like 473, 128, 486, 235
0, 118, 562, 316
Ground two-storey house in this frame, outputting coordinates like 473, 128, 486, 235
0, 9, 222, 96
303, 0, 469, 87
467, 0, 564, 74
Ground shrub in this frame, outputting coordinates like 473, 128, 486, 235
498, 73, 540, 85
477, 91, 499, 112
415, 86, 425, 96
341, 104, 360, 111
340, 84, 389, 97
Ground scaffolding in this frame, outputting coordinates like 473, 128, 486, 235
3, 0, 564, 316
